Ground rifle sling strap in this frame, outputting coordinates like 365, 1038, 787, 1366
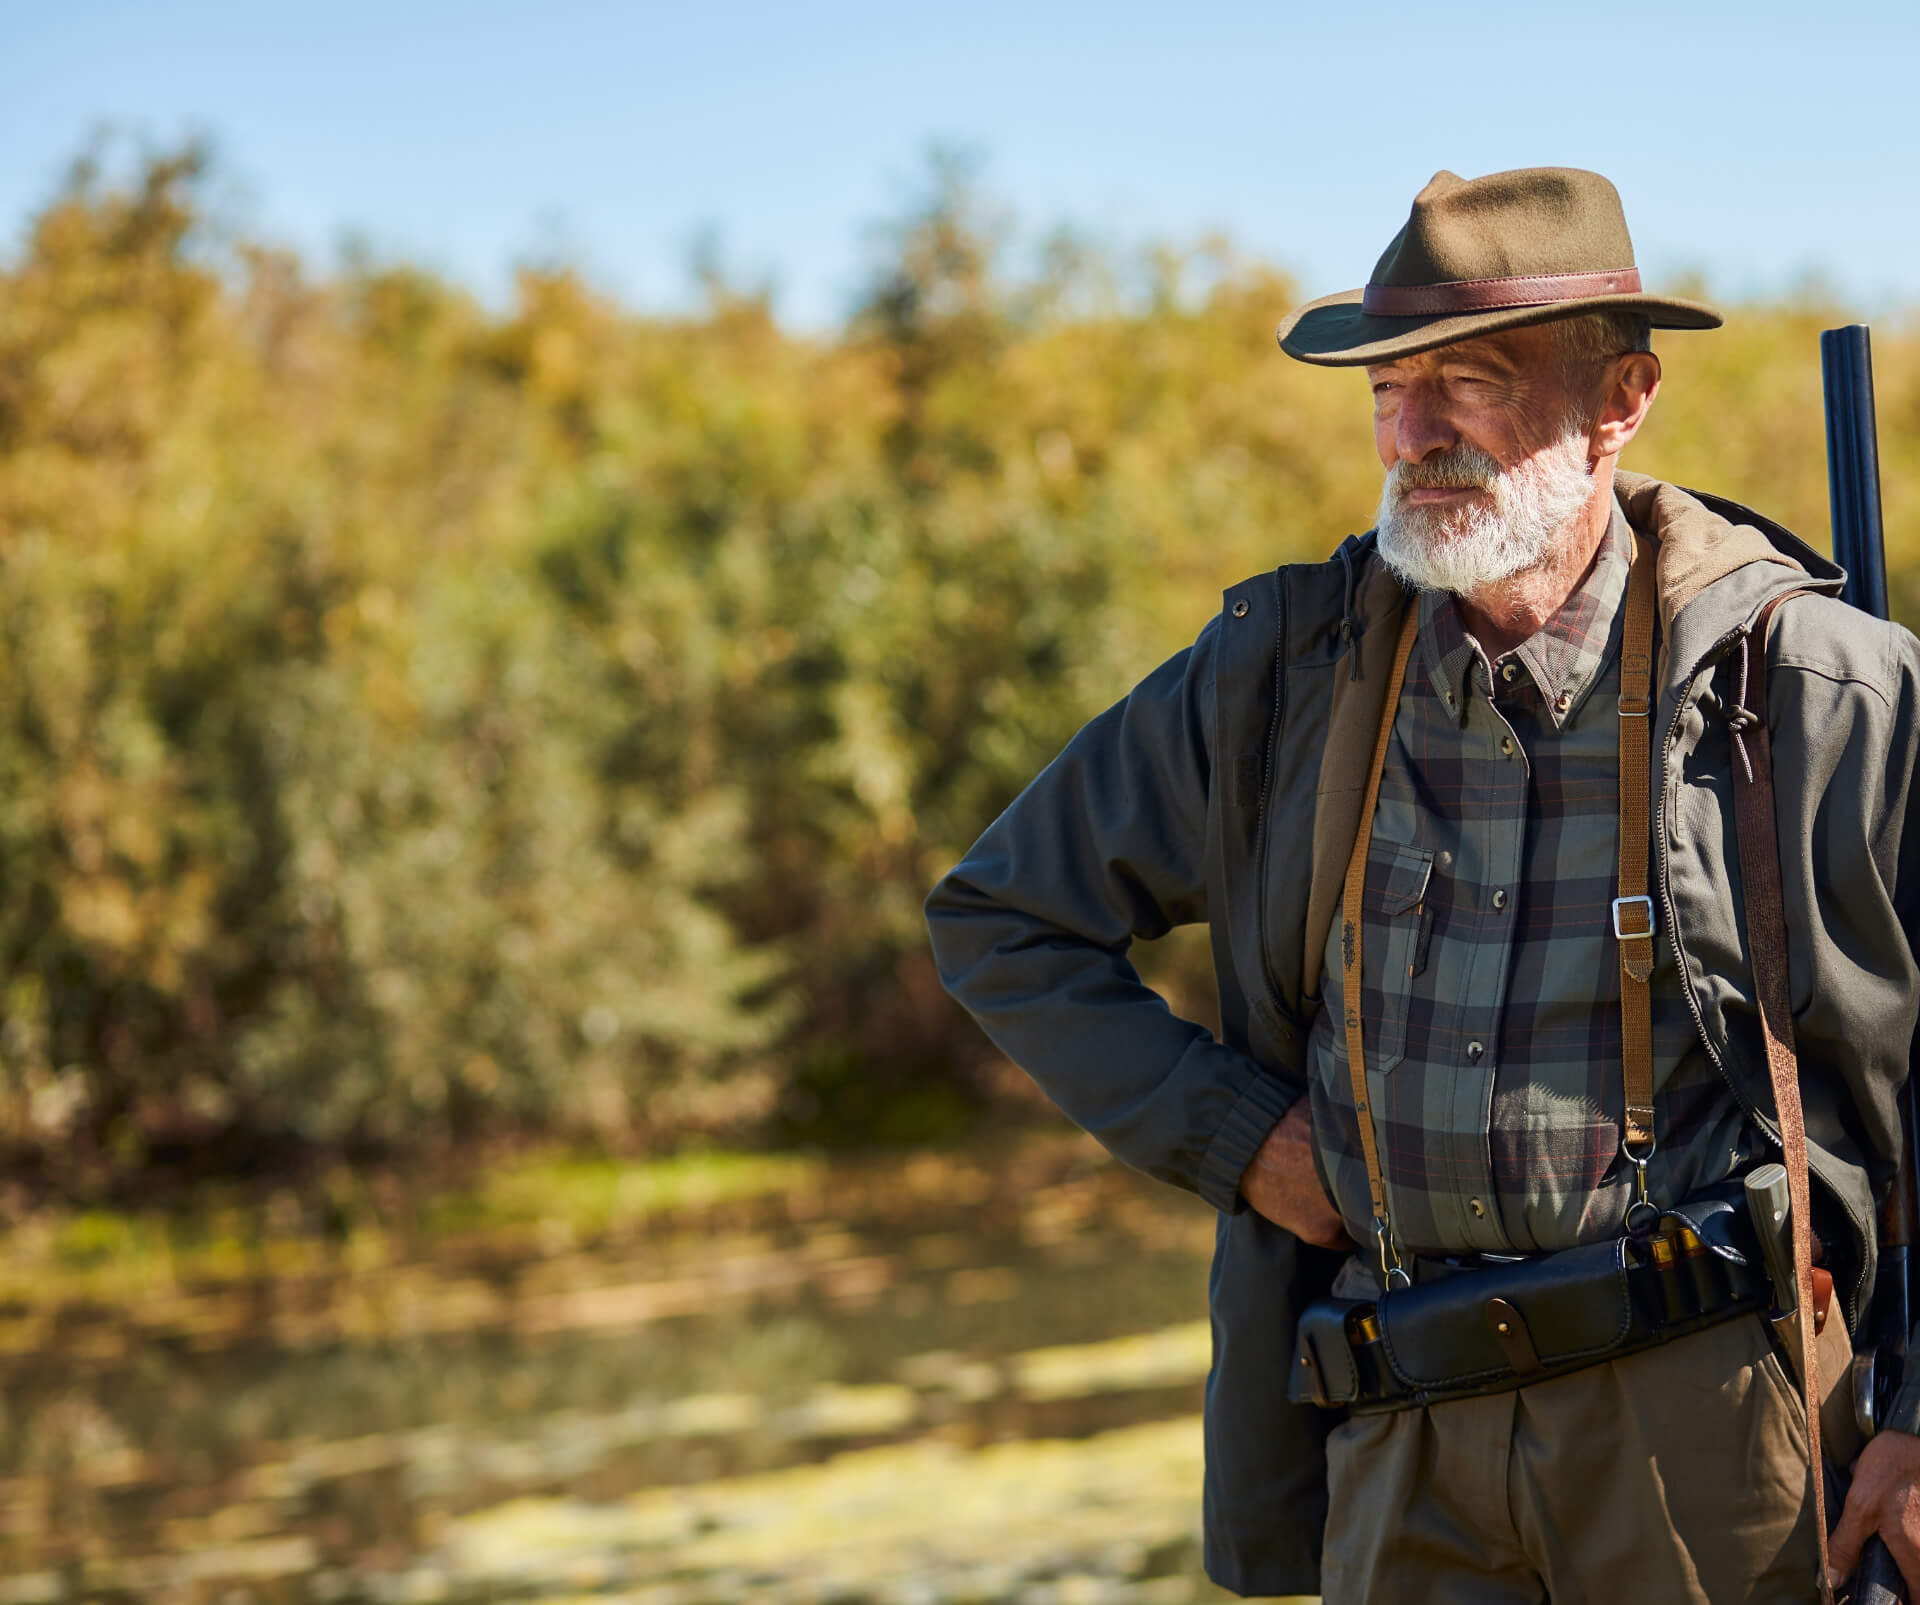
1728, 590, 1831, 1601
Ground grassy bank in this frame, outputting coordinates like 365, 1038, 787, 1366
0, 1132, 1266, 1602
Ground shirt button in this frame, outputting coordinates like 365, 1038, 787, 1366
1492, 889, 1509, 910
1501, 662, 1518, 683
1500, 735, 1515, 757
1468, 1197, 1487, 1218
1555, 691, 1572, 713
1466, 1040, 1485, 1062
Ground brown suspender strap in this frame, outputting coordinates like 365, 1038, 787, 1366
1340, 605, 1420, 1285
1616, 535, 1659, 1182
1728, 591, 1830, 1600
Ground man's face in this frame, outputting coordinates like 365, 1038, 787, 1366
1366, 321, 1588, 482
1365, 323, 1600, 597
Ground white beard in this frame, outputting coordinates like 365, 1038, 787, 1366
1374, 427, 1596, 597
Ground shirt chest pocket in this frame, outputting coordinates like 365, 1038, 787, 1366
1365, 842, 1433, 1074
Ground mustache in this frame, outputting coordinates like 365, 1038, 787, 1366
1383, 443, 1504, 500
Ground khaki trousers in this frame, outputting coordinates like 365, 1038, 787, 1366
1321, 1313, 1823, 1604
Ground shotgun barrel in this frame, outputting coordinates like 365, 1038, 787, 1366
1823, 322, 1910, 1605
1823, 324, 1891, 619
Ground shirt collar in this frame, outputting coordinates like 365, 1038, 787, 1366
1419, 499, 1634, 730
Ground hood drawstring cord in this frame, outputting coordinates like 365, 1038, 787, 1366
1725, 631, 1759, 784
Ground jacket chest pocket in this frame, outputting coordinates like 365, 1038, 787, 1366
1366, 843, 1433, 1073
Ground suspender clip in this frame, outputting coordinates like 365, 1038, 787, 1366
1620, 1133, 1661, 1235
1375, 1217, 1413, 1291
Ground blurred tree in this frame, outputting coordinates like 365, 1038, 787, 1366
0, 153, 785, 1185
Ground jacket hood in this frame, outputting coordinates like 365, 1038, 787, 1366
1611, 471, 1843, 695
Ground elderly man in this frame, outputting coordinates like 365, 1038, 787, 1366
926, 168, 1920, 1602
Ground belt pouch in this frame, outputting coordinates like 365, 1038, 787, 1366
1376, 1237, 1635, 1396
1289, 1298, 1368, 1406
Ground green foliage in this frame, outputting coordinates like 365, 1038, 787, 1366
0, 147, 1908, 1183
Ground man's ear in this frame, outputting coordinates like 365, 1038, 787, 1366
1592, 351, 1662, 459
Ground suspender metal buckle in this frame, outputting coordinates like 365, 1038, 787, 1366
1617, 693, 1652, 718
1611, 894, 1656, 941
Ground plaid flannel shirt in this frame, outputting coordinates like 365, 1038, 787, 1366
1305, 505, 1765, 1256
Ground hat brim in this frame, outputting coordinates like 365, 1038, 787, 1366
1276, 288, 1723, 367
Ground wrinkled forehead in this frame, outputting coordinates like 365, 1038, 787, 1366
1363, 323, 1564, 383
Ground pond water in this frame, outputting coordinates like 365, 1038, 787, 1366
0, 1134, 1315, 1604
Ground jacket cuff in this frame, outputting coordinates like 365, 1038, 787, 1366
1196, 1071, 1297, 1215
1887, 1342, 1920, 1438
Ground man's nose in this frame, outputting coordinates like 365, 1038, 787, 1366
1394, 392, 1458, 465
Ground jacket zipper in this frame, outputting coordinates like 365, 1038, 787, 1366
1254, 569, 1289, 1017
1656, 630, 1872, 1326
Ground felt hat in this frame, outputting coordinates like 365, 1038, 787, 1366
1276, 167, 1721, 366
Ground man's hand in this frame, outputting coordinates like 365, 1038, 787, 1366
1239, 1100, 1354, 1249
1828, 1428, 1920, 1593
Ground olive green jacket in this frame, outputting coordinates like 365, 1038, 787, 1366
926, 474, 1920, 1595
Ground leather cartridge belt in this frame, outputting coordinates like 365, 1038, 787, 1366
1288, 1192, 1771, 1414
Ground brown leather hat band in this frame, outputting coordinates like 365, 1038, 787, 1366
1361, 267, 1643, 317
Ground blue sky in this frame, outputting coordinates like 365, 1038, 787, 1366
6, 2, 1920, 326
